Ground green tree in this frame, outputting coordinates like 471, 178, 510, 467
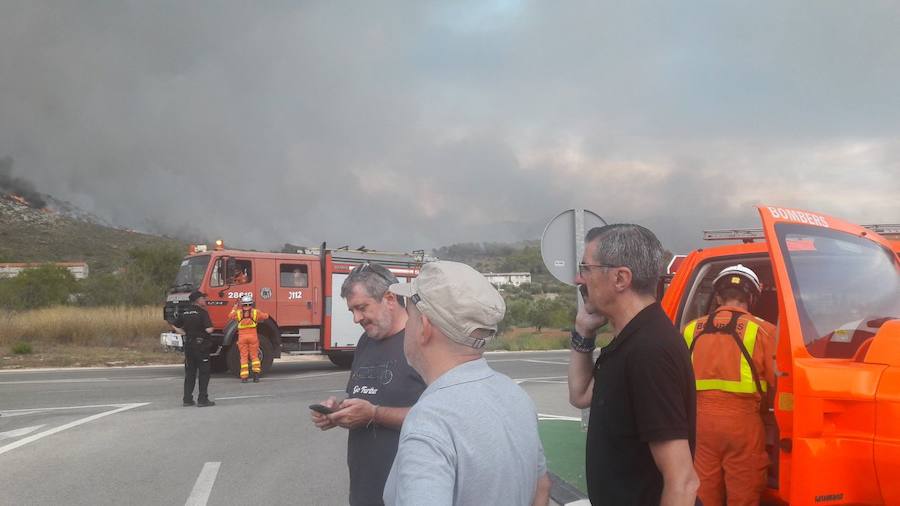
120, 245, 184, 305
0, 265, 77, 309
78, 273, 127, 306
77, 245, 184, 306
528, 299, 553, 332
504, 298, 532, 328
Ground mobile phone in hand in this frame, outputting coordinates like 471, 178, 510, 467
309, 403, 335, 415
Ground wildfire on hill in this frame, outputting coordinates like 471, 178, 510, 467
4, 192, 54, 213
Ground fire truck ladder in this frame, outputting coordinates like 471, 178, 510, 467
703, 224, 900, 243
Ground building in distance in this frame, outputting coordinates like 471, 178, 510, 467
0, 262, 90, 280
481, 272, 531, 287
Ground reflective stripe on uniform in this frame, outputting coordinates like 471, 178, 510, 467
683, 321, 698, 348
236, 309, 259, 330
684, 317, 767, 394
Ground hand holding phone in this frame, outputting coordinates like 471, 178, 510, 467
309, 403, 335, 415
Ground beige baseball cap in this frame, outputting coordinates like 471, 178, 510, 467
389, 261, 506, 348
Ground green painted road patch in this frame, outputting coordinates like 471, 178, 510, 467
539, 418, 587, 495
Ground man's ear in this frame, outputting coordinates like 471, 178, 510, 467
383, 291, 399, 307
419, 313, 435, 345
615, 267, 634, 292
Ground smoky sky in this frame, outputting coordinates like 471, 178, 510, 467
1, 1, 899, 254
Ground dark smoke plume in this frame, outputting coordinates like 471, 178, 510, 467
0, 156, 47, 208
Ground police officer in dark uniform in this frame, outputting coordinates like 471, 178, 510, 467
172, 290, 216, 407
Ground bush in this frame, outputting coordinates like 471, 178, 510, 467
12, 341, 32, 354
0, 264, 77, 309
78, 245, 184, 307
78, 273, 128, 306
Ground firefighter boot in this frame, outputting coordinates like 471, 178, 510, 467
253, 372, 260, 383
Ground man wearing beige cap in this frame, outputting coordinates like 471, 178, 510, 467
382, 261, 551, 506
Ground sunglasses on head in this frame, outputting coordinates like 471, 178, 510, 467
357, 263, 397, 284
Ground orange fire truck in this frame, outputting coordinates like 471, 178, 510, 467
661, 206, 900, 505
161, 244, 431, 373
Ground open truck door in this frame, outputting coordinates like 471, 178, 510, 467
758, 205, 900, 505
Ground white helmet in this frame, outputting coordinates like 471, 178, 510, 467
713, 264, 762, 298
240, 294, 254, 306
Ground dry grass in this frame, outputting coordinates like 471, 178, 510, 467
0, 305, 182, 369
1, 344, 183, 369
0, 305, 167, 346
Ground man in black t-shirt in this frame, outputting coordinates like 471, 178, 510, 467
310, 263, 426, 506
567, 225, 698, 505
172, 290, 216, 407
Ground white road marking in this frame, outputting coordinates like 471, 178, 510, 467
215, 394, 274, 400
488, 358, 569, 363
185, 462, 221, 506
0, 403, 140, 417
35, 389, 92, 394
565, 500, 591, 506
485, 350, 568, 356
538, 414, 581, 422
0, 378, 111, 385
269, 371, 348, 382
0, 376, 177, 386
0, 402, 149, 456
0, 425, 46, 440
513, 375, 567, 384
522, 359, 568, 365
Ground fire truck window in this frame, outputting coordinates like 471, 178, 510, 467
228, 259, 252, 285
210, 258, 225, 287
281, 264, 308, 287
777, 224, 900, 359
679, 257, 777, 330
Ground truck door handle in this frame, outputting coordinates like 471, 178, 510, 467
307, 301, 313, 310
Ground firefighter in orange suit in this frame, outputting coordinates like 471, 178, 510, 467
682, 265, 776, 506
229, 294, 270, 383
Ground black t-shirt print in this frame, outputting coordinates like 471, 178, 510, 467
345, 330, 426, 506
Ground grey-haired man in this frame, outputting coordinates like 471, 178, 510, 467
383, 261, 551, 506
310, 263, 426, 506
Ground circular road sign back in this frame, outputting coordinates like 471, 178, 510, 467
540, 209, 607, 286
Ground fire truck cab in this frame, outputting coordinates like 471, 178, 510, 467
661, 206, 900, 505
162, 245, 428, 373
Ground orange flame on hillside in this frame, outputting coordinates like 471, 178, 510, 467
8, 194, 29, 206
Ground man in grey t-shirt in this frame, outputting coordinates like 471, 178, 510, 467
383, 261, 551, 506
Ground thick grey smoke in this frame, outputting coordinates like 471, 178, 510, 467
1, 1, 898, 254
0, 157, 46, 208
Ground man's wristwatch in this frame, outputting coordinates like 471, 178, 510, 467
570, 330, 597, 353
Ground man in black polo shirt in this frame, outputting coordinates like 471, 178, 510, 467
567, 224, 698, 505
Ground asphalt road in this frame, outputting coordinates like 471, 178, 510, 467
0, 350, 579, 506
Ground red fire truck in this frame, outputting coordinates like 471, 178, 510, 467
161, 244, 431, 374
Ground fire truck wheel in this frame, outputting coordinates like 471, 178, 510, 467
328, 352, 354, 369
